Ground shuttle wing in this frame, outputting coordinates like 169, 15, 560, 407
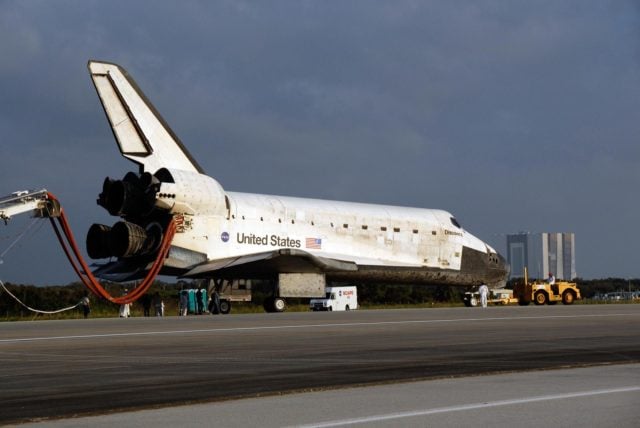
88, 60, 203, 174
90, 248, 357, 282
182, 249, 358, 278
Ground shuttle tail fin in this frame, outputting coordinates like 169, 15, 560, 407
88, 60, 203, 174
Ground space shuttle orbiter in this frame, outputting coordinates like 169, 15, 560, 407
86, 60, 509, 312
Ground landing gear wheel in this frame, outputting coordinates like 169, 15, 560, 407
263, 297, 287, 313
534, 291, 547, 305
219, 300, 231, 314
469, 296, 478, 307
273, 297, 286, 312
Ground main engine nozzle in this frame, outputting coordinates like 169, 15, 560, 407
86, 223, 112, 259
97, 172, 157, 217
86, 221, 163, 259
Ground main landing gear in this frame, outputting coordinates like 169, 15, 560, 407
263, 297, 287, 313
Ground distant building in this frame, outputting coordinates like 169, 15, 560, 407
506, 233, 576, 280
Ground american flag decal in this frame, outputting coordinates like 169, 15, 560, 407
305, 237, 322, 249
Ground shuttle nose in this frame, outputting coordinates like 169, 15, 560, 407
489, 252, 510, 287
498, 253, 510, 278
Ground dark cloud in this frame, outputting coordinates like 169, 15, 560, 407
1, 0, 639, 283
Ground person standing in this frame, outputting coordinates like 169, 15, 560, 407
209, 289, 220, 314
119, 302, 130, 318
140, 294, 151, 317
179, 289, 189, 316
196, 286, 205, 315
80, 294, 90, 318
119, 289, 131, 318
478, 283, 489, 308
153, 292, 164, 317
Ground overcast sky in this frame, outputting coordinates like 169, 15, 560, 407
1, 1, 639, 285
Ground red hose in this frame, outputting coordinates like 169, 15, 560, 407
47, 193, 176, 304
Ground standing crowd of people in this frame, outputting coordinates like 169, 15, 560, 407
78, 290, 167, 319
79, 285, 221, 319
179, 285, 213, 316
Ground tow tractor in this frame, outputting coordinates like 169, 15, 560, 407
512, 268, 581, 306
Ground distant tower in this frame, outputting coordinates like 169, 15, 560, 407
506, 233, 576, 280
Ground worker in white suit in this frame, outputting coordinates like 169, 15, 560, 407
478, 283, 489, 308
119, 289, 131, 318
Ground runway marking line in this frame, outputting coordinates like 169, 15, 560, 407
294, 386, 640, 427
0, 312, 635, 344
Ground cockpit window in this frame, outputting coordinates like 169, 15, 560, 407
450, 217, 461, 229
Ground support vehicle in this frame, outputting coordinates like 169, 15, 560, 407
197, 278, 252, 314
463, 287, 517, 307
513, 270, 580, 306
310, 286, 358, 311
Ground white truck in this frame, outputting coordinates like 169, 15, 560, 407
310, 286, 358, 311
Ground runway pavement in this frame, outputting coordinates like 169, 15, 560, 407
1, 304, 639, 424
14, 364, 640, 427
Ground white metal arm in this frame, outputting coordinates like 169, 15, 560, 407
0, 189, 51, 224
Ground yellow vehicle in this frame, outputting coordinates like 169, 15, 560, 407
513, 269, 581, 306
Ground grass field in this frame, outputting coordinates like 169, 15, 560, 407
4, 299, 637, 322
2, 301, 468, 321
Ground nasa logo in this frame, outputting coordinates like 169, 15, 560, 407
221, 232, 229, 242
